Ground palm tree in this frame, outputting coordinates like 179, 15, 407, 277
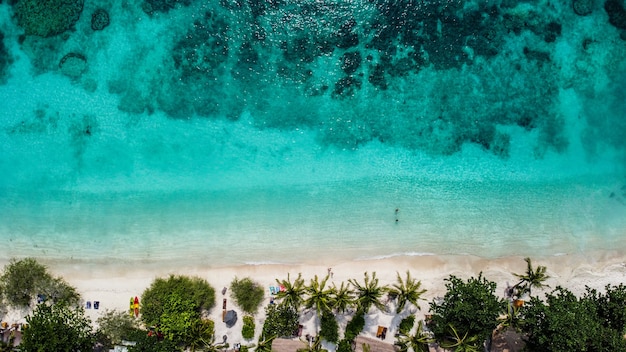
329, 281, 354, 314
297, 335, 328, 352
304, 275, 333, 317
275, 273, 306, 311
200, 332, 230, 352
188, 319, 217, 352
349, 272, 388, 313
389, 271, 427, 314
512, 257, 550, 298
395, 320, 433, 352
252, 335, 276, 352
440, 324, 481, 352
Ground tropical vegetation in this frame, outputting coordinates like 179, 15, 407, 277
511, 257, 550, 299
3, 257, 626, 352
0, 258, 79, 307
389, 271, 426, 314
242, 315, 256, 340
230, 277, 265, 314
21, 303, 94, 352
349, 271, 388, 313
139, 275, 216, 349
428, 273, 505, 350
95, 309, 141, 349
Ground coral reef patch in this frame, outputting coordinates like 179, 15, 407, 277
13, 0, 84, 37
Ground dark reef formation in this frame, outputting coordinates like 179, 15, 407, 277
91, 9, 110, 31
605, 0, 626, 29
141, 0, 193, 15
59, 53, 87, 79
5, 0, 624, 159
0, 31, 13, 83
573, 0, 594, 16
12, 0, 84, 37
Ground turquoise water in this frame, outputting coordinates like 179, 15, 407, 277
1, 0, 625, 266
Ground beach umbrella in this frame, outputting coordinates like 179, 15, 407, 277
225, 310, 237, 327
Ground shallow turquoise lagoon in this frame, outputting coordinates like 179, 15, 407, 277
1, 0, 625, 265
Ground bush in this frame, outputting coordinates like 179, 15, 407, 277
141, 275, 216, 326
428, 273, 504, 347
262, 304, 299, 338
127, 328, 181, 352
140, 275, 216, 347
336, 339, 353, 352
21, 303, 93, 351
230, 277, 265, 314
343, 311, 365, 341
521, 286, 626, 351
319, 313, 339, 343
242, 315, 256, 340
0, 258, 80, 307
96, 309, 140, 349
398, 315, 415, 334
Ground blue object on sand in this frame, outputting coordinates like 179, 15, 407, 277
94, 301, 100, 309
86, 301, 92, 309
37, 294, 46, 303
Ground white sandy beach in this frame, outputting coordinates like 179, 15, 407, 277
3, 251, 625, 349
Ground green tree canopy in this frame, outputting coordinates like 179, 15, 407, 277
242, 315, 256, 340
428, 273, 504, 348
231, 277, 265, 314
95, 309, 141, 349
21, 303, 94, 352
0, 258, 79, 307
319, 313, 339, 344
520, 286, 626, 351
261, 304, 299, 339
585, 283, 626, 334
140, 275, 216, 348
141, 275, 216, 326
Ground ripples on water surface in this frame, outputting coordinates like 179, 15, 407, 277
0, 0, 625, 265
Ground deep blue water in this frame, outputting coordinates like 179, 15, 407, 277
0, 0, 625, 265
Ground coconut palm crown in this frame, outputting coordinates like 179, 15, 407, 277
512, 257, 550, 298
275, 273, 306, 311
330, 281, 354, 314
349, 271, 388, 313
389, 270, 427, 314
304, 275, 334, 316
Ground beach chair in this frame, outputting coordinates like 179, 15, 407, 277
376, 326, 388, 340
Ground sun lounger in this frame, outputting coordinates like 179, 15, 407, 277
376, 326, 388, 340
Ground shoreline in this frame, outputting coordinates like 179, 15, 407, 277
3, 250, 625, 347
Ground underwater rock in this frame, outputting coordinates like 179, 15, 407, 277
340, 51, 361, 75
368, 64, 387, 90
59, 53, 87, 79
573, 0, 594, 15
91, 9, 110, 31
333, 76, 361, 97
142, 0, 192, 15
13, 0, 84, 37
334, 19, 359, 49
0, 31, 12, 83
544, 21, 562, 43
605, 0, 626, 29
